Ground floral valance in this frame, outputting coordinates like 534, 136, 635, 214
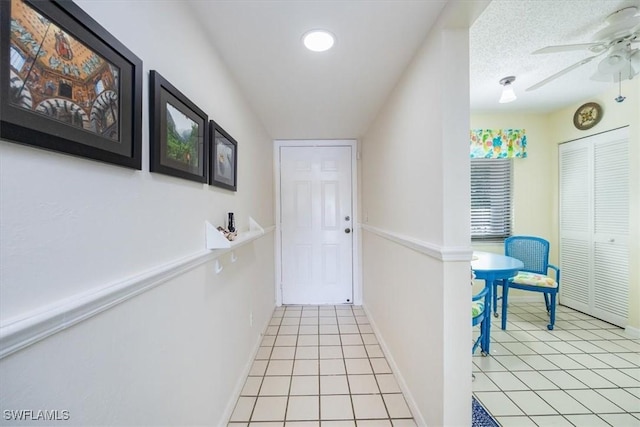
470, 129, 527, 159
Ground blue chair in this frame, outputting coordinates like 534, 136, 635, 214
493, 236, 560, 330
472, 273, 491, 356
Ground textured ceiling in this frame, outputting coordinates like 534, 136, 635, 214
470, 0, 640, 113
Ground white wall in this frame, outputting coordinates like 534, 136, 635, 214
360, 1, 488, 425
0, 1, 275, 425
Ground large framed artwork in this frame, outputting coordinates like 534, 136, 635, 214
0, 0, 143, 169
209, 120, 237, 191
149, 70, 208, 183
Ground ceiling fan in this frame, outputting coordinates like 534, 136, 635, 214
526, 6, 640, 91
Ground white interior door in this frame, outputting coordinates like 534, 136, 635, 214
559, 127, 629, 327
279, 145, 353, 304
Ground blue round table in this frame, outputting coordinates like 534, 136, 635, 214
471, 251, 523, 354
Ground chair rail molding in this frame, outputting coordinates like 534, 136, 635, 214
361, 224, 472, 261
0, 226, 275, 360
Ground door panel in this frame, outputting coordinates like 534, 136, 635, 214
280, 146, 353, 304
559, 128, 629, 327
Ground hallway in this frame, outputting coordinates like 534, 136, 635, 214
228, 305, 416, 426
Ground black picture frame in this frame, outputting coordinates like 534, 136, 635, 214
209, 120, 237, 192
0, 0, 143, 169
149, 70, 208, 183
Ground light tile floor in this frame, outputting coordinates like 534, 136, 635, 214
474, 302, 640, 426
230, 302, 640, 427
228, 305, 416, 426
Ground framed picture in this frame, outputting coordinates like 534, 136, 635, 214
149, 70, 208, 183
209, 120, 237, 191
0, 0, 143, 169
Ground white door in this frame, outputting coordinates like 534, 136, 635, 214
279, 145, 353, 304
559, 127, 629, 327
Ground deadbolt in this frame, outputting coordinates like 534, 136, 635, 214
345, 216, 350, 221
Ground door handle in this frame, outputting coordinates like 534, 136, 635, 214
345, 228, 351, 234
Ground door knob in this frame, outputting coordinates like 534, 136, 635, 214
345, 228, 351, 234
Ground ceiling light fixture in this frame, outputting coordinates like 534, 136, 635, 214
303, 30, 335, 52
499, 76, 517, 103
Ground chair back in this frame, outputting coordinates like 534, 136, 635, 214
504, 235, 549, 275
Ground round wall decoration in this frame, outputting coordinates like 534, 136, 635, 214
573, 102, 603, 130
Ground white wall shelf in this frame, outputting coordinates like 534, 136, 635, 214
204, 217, 266, 274
206, 222, 232, 249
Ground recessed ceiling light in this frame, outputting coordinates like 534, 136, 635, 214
303, 30, 335, 52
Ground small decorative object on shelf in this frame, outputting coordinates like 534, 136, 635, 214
217, 226, 237, 241
228, 212, 236, 232
204, 217, 264, 250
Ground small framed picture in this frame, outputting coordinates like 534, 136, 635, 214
149, 70, 208, 183
0, 0, 143, 169
209, 120, 237, 191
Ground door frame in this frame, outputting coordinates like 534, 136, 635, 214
274, 139, 361, 306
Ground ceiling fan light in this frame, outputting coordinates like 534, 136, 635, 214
598, 52, 626, 74
499, 86, 517, 103
498, 76, 517, 103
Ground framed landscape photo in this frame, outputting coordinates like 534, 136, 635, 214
209, 120, 237, 191
0, 0, 143, 169
149, 70, 208, 183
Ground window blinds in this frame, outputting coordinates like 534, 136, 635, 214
471, 158, 512, 241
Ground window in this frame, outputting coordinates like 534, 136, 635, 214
471, 158, 512, 241
59, 81, 72, 98
95, 79, 104, 95
10, 46, 26, 71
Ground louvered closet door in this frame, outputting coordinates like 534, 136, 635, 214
592, 135, 629, 326
559, 140, 591, 313
559, 127, 629, 328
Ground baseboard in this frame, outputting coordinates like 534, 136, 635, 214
0, 227, 275, 360
219, 309, 275, 425
624, 325, 640, 339
361, 304, 427, 427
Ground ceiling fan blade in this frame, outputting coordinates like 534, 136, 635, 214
526, 55, 600, 91
533, 43, 606, 54
593, 14, 640, 41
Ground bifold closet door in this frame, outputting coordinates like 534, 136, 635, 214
559, 127, 629, 328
